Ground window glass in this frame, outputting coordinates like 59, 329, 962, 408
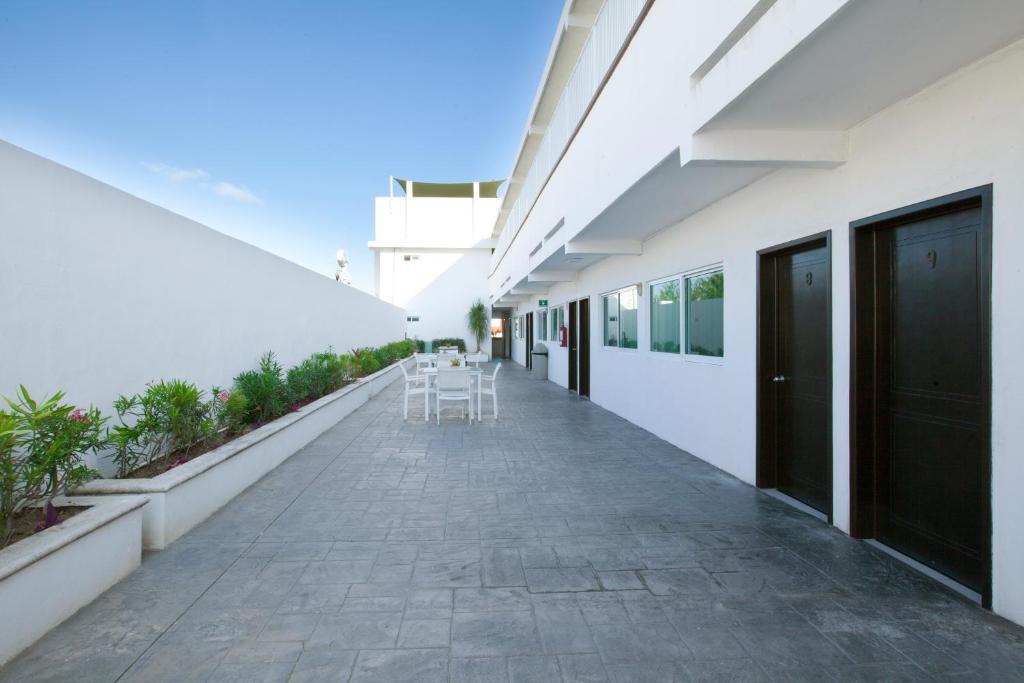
539, 310, 548, 340
514, 316, 522, 339
603, 294, 620, 347
550, 306, 562, 339
685, 270, 724, 357
650, 279, 681, 353
619, 288, 638, 349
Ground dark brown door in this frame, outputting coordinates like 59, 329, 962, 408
526, 312, 534, 370
578, 298, 590, 398
758, 235, 831, 516
852, 187, 991, 599
568, 301, 578, 392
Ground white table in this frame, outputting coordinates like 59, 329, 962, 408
420, 367, 483, 421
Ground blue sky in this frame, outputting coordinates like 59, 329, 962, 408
0, 1, 562, 292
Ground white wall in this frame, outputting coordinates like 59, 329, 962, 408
503, 39, 1024, 624
372, 194, 497, 352
0, 141, 407, 472
377, 248, 492, 351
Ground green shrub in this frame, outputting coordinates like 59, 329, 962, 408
233, 352, 288, 425
2, 387, 104, 546
430, 337, 466, 353
413, 339, 426, 353
109, 379, 213, 477
211, 387, 248, 436
286, 350, 348, 404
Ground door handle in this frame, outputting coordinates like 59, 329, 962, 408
772, 375, 788, 383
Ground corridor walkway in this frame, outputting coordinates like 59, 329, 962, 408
2, 364, 1022, 682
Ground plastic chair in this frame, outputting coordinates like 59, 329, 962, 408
399, 362, 430, 421
435, 367, 472, 424
465, 352, 487, 368
479, 362, 501, 419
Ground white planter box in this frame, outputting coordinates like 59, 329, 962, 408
0, 496, 148, 666
76, 358, 408, 550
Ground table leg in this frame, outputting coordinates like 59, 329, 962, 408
424, 375, 429, 422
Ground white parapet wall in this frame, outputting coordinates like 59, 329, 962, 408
76, 358, 410, 549
0, 496, 148, 666
0, 140, 407, 474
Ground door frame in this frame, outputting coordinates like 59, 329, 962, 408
578, 297, 591, 399
568, 301, 578, 392
526, 312, 534, 370
849, 184, 993, 607
756, 231, 833, 523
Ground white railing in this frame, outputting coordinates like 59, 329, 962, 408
491, 0, 646, 275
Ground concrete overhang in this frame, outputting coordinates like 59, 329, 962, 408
695, 0, 1024, 133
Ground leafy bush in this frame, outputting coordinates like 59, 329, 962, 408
286, 350, 348, 405
413, 339, 426, 353
109, 379, 213, 477
210, 387, 248, 437
234, 352, 288, 425
1, 387, 104, 547
430, 337, 466, 353
351, 348, 382, 377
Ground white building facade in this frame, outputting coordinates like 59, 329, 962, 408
370, 178, 501, 352
488, 0, 1024, 625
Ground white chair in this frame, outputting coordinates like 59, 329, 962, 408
435, 367, 473, 424
465, 352, 487, 368
399, 362, 431, 421
479, 362, 501, 419
414, 353, 436, 374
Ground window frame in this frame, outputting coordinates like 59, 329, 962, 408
601, 285, 639, 352
648, 274, 682, 356
683, 265, 725, 364
538, 309, 548, 341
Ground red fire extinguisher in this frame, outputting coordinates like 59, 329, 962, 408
559, 324, 568, 348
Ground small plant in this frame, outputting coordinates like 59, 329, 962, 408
467, 300, 488, 352
210, 387, 248, 436
1, 387, 104, 547
430, 337, 467, 353
109, 379, 212, 477
350, 348, 382, 377
450, 357, 462, 367
234, 352, 288, 425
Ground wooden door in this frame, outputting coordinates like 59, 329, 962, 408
758, 235, 832, 515
578, 298, 590, 398
526, 312, 534, 370
852, 187, 991, 600
568, 301, 578, 392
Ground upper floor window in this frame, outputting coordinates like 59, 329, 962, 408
685, 269, 724, 357
603, 287, 638, 349
650, 278, 681, 354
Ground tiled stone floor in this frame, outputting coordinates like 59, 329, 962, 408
3, 363, 1023, 682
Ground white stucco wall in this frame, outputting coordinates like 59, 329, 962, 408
501, 36, 1024, 623
0, 141, 407, 473
377, 248, 492, 351
371, 195, 497, 352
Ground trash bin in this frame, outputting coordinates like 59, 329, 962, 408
531, 342, 548, 380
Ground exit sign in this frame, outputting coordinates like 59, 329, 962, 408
538, 299, 548, 307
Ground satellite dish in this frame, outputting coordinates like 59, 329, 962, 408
335, 249, 352, 285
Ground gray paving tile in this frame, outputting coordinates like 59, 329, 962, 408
452, 611, 542, 657
3, 364, 1022, 681
351, 648, 448, 682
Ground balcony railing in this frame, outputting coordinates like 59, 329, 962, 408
491, 0, 647, 277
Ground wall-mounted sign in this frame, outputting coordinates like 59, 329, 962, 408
538, 299, 548, 307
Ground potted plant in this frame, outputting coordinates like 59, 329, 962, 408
467, 300, 488, 354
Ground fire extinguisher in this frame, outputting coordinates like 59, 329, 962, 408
559, 324, 568, 348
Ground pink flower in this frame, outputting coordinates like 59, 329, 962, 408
218, 390, 231, 402
69, 408, 87, 423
